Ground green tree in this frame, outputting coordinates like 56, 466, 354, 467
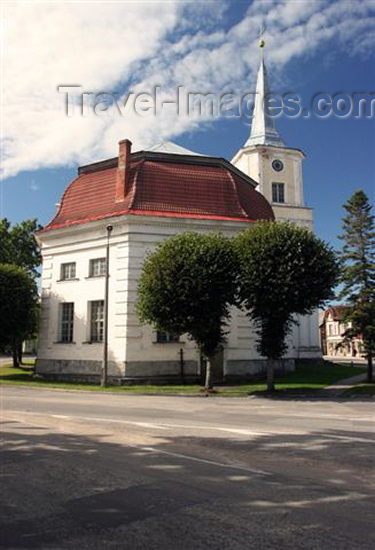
235, 222, 339, 391
0, 264, 39, 368
136, 233, 239, 390
0, 218, 42, 277
0, 218, 42, 363
338, 190, 375, 382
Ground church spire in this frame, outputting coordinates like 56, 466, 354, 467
245, 38, 285, 148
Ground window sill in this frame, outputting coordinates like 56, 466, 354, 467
271, 202, 300, 206
54, 341, 76, 344
85, 275, 105, 279
82, 341, 103, 344
56, 278, 80, 283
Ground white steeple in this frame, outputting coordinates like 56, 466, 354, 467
231, 36, 319, 362
245, 40, 285, 148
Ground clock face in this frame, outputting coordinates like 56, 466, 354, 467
272, 159, 284, 172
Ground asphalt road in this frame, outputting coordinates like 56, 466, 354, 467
1, 386, 374, 549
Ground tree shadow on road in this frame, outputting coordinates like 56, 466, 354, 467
1, 417, 374, 549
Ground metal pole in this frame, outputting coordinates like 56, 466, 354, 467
101, 224, 113, 387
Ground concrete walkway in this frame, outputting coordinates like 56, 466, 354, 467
0, 355, 36, 367
324, 372, 368, 397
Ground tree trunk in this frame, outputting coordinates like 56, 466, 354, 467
12, 345, 19, 369
17, 342, 23, 365
267, 359, 275, 392
367, 355, 373, 383
205, 358, 213, 394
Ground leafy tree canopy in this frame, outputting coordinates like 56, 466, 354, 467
0, 264, 39, 356
0, 218, 42, 277
136, 232, 238, 367
235, 222, 339, 389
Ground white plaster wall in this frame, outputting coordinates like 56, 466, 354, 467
37, 215, 267, 378
37, 225, 137, 375
123, 217, 259, 371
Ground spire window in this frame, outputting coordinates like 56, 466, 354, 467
272, 182, 285, 203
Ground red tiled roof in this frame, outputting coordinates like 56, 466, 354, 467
40, 152, 274, 232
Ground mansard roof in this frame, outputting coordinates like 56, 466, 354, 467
40, 148, 274, 232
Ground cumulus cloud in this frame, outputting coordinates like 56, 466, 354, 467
2, 0, 375, 178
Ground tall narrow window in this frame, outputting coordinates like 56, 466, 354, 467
59, 303, 74, 342
90, 300, 104, 342
272, 182, 285, 203
60, 262, 76, 280
89, 258, 106, 277
156, 331, 179, 343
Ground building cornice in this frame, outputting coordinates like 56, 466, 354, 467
37, 214, 255, 250
232, 144, 306, 165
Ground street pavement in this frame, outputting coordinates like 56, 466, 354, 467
1, 386, 374, 549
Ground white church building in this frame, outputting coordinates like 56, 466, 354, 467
36, 48, 320, 383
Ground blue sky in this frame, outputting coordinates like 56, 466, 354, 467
1, 0, 374, 251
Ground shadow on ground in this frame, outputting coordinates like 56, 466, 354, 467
1, 416, 374, 549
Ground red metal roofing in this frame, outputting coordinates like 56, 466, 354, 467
41, 153, 274, 232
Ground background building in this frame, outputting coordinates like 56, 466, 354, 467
320, 306, 365, 358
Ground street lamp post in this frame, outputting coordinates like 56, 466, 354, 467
101, 224, 113, 387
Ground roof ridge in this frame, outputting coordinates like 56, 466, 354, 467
128, 159, 144, 211
224, 166, 248, 219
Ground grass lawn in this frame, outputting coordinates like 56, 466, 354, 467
343, 383, 375, 397
0, 360, 366, 396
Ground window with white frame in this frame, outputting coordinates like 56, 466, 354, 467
59, 303, 74, 342
89, 258, 106, 277
60, 262, 76, 280
156, 331, 179, 343
272, 182, 285, 203
90, 300, 104, 342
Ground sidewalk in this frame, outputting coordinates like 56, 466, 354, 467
0, 356, 36, 368
323, 372, 368, 397
323, 355, 367, 365
252, 372, 371, 400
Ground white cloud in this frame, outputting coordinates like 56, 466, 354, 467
2, 0, 375, 178
29, 180, 40, 192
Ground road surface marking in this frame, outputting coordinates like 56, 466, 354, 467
134, 445, 270, 476
3, 412, 270, 476
4, 411, 375, 444
51, 414, 169, 430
